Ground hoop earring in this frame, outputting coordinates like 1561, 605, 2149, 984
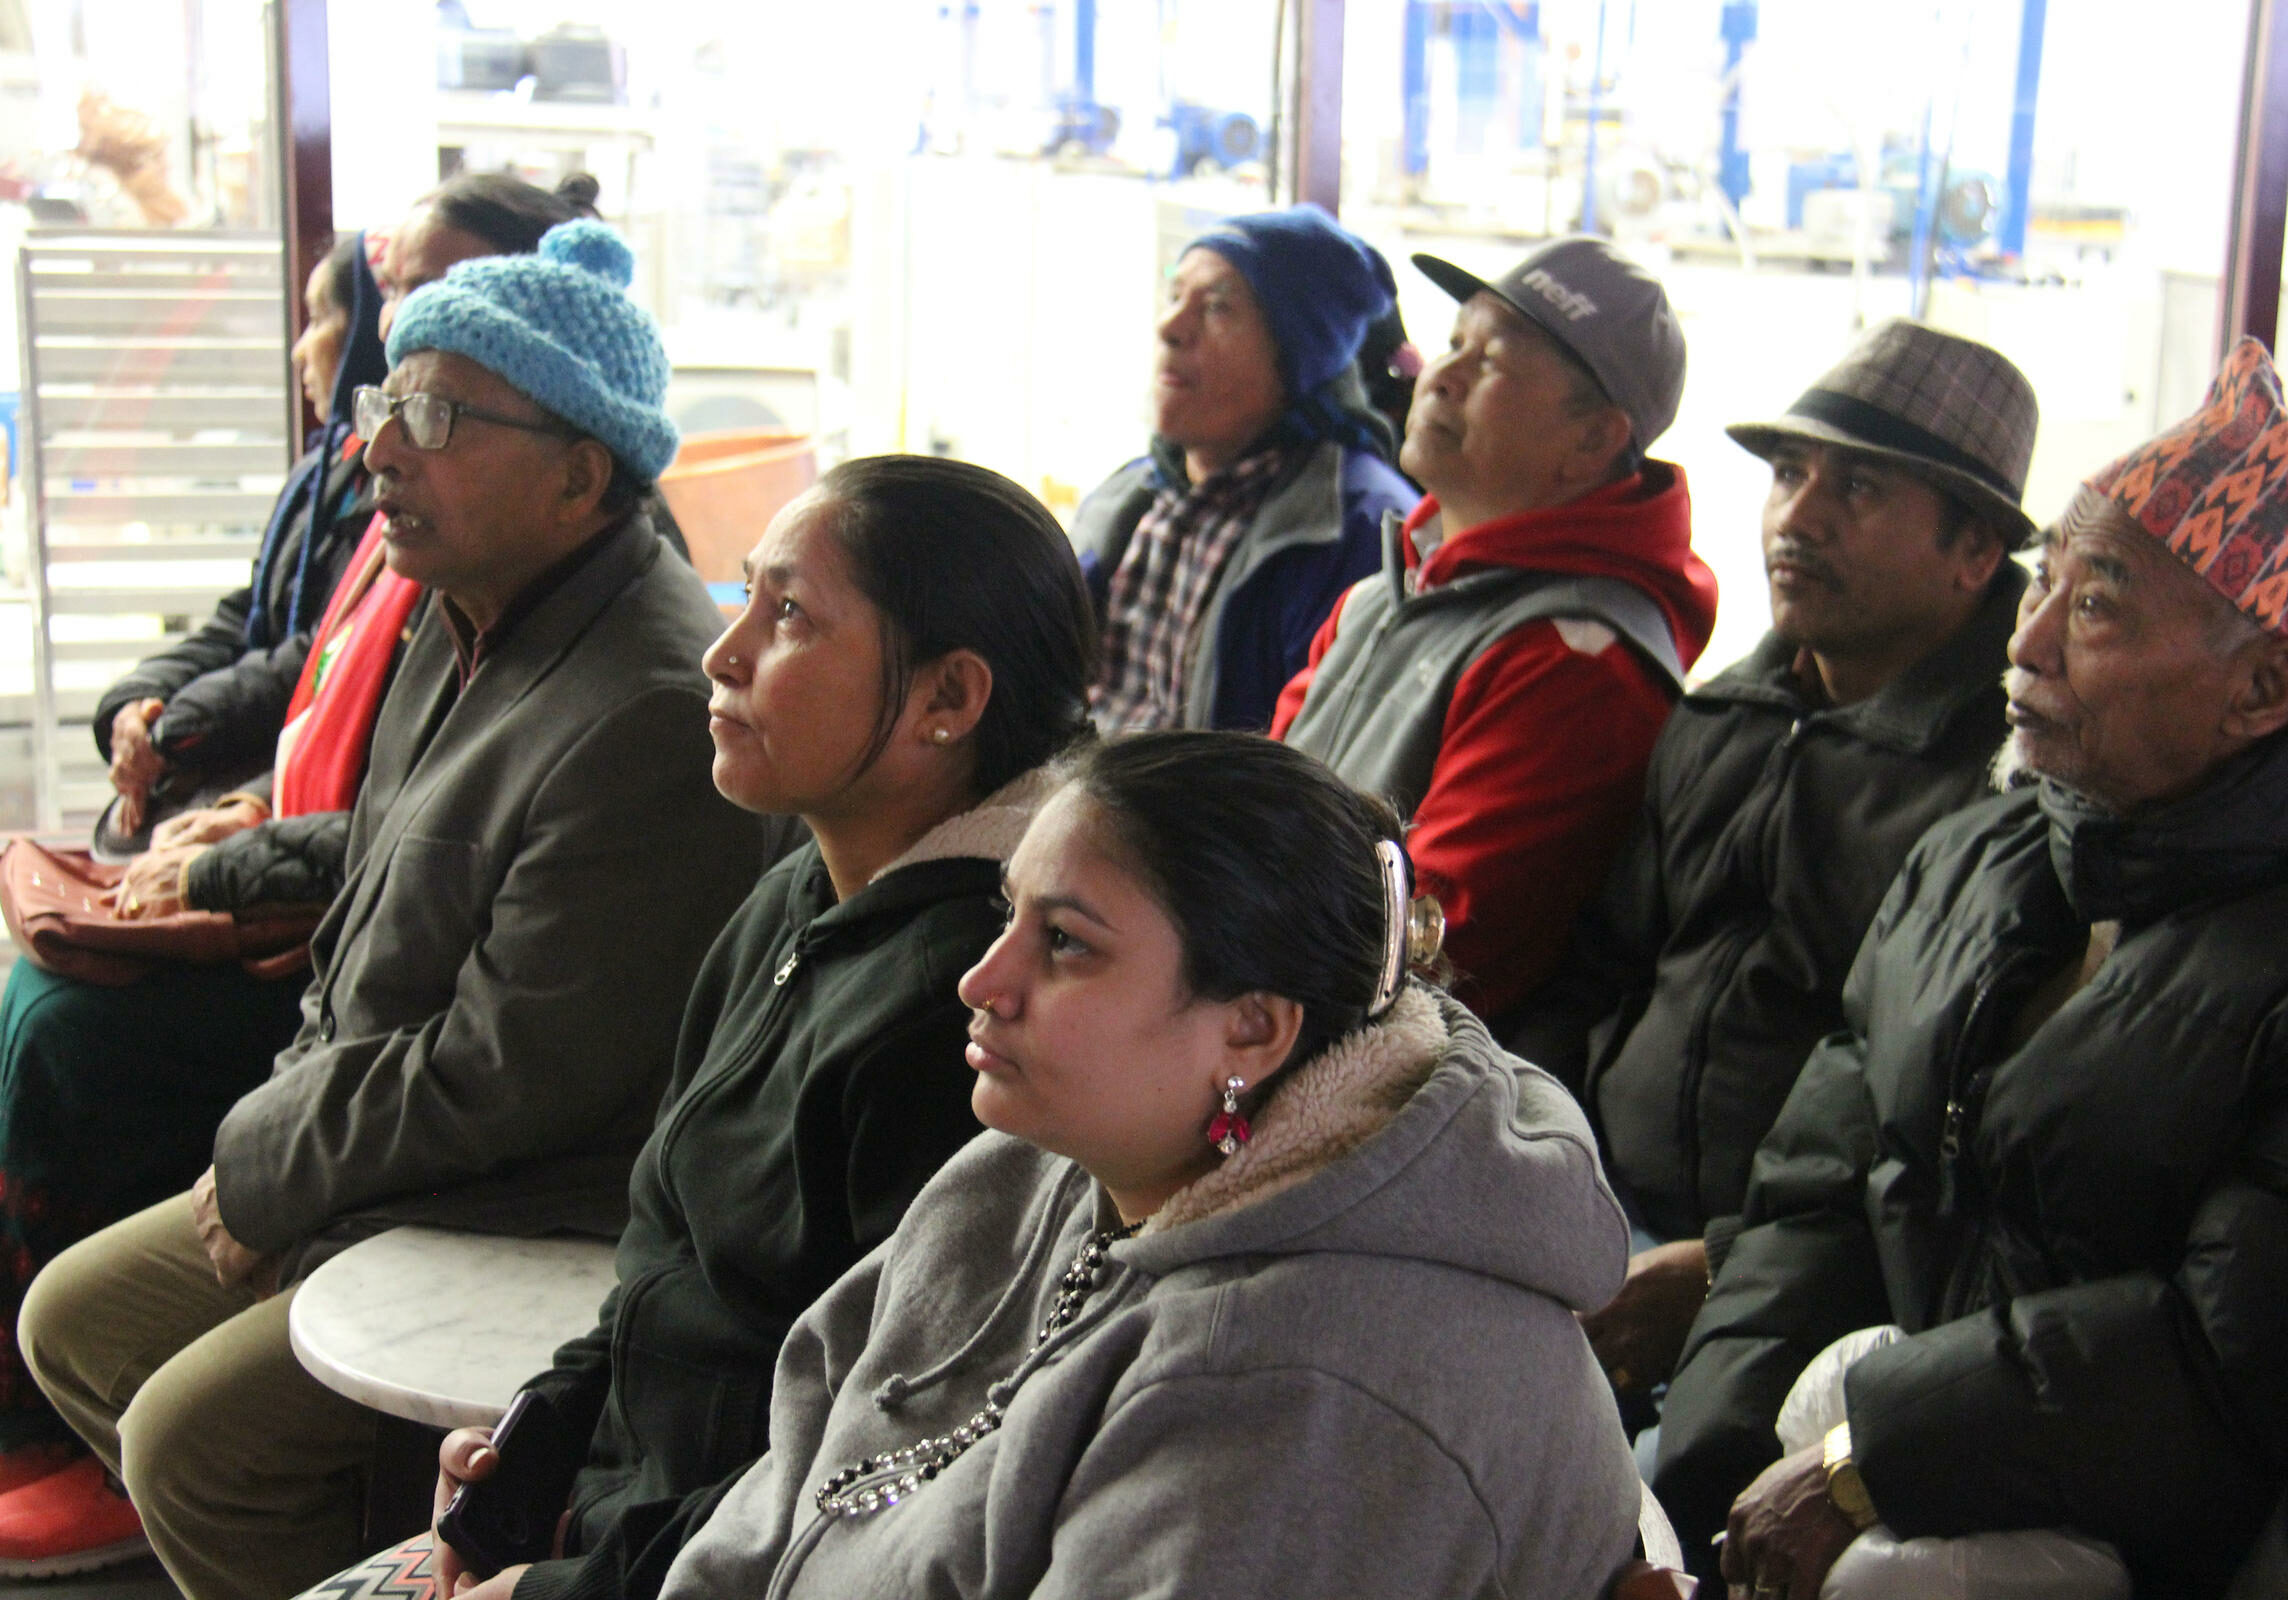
1208, 1076, 1251, 1156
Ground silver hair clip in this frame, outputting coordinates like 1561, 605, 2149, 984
1370, 839, 1409, 1017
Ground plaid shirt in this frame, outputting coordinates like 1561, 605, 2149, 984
1091, 444, 1297, 731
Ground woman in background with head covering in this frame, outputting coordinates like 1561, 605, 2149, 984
1072, 205, 1419, 734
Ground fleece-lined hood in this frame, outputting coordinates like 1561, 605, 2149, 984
1405, 460, 1718, 673
1127, 986, 1627, 1310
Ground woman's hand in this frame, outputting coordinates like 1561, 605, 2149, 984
188, 1164, 274, 1293
1578, 1238, 1708, 1394
1721, 1443, 1863, 1600
443, 1564, 530, 1600
108, 698, 169, 834
429, 1426, 499, 1598
431, 1428, 567, 1595
154, 798, 266, 850
109, 843, 209, 921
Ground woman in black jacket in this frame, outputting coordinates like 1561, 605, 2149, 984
301, 454, 1097, 1600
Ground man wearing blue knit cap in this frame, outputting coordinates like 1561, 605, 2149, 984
20, 221, 772, 1600
1074, 203, 1419, 733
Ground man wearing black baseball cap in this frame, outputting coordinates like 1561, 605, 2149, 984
1274, 236, 1715, 1021
1510, 320, 2038, 1428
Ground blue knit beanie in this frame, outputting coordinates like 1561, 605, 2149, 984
1184, 205, 1396, 403
385, 219, 679, 482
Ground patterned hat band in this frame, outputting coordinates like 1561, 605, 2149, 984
1785, 387, 2022, 502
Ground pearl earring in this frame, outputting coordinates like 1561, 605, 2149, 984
931, 727, 951, 744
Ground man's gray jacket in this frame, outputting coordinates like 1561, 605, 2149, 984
212, 514, 770, 1280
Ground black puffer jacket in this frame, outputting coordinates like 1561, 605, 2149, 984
506, 782, 1043, 1600
1510, 567, 2021, 1240
1655, 736, 2288, 1597
184, 811, 354, 913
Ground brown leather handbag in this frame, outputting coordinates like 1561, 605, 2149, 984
0, 837, 323, 986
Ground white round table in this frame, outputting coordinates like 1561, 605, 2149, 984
288, 1225, 619, 1429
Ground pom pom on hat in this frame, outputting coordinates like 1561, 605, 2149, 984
541, 218, 634, 289
386, 220, 678, 481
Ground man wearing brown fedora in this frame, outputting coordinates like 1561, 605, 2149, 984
1510, 319, 2038, 1414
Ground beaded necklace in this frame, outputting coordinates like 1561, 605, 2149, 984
813, 1217, 1143, 1519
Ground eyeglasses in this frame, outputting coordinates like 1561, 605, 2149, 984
352, 385, 576, 452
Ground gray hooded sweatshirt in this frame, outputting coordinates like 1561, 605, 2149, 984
658, 989, 1639, 1600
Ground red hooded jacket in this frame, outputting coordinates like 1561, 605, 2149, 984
1273, 464, 1717, 1017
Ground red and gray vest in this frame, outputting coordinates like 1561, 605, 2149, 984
1282, 511, 1685, 817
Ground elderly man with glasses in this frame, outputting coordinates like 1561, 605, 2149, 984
12, 221, 771, 1600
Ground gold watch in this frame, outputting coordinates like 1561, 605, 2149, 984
1822, 1421, 1881, 1530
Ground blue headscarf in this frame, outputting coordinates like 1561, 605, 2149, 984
244, 231, 388, 649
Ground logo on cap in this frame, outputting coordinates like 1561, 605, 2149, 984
1519, 269, 1598, 323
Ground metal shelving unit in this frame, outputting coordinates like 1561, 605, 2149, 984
14, 229, 292, 832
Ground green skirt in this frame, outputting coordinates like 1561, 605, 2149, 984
0, 958, 306, 1447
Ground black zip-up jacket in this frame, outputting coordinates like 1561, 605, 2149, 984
507, 790, 1039, 1600
1510, 566, 2021, 1241
1655, 735, 2288, 1596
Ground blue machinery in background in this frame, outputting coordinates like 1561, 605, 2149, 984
1716, 2, 1756, 210
1044, 0, 1261, 176
1397, 0, 2044, 274
1998, 0, 2046, 259
1400, 3, 1541, 180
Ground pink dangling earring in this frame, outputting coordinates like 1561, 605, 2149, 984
1208, 1076, 1250, 1156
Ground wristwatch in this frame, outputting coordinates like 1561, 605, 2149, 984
1822, 1421, 1881, 1530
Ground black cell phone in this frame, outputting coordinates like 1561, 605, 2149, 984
437, 1390, 583, 1579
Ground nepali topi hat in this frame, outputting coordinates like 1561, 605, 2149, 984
2084, 335, 2288, 638
1727, 319, 2038, 547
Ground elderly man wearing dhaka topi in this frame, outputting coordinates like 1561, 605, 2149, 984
1655, 336, 2288, 1600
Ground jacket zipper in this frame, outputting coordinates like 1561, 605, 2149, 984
1931, 948, 2046, 1321
1935, 963, 2021, 1219
653, 931, 814, 1170
597, 925, 820, 1507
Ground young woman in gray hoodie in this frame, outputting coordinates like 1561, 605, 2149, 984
657, 731, 1643, 1600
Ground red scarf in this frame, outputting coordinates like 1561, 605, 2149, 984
272, 513, 424, 818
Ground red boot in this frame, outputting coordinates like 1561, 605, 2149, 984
0, 1455, 149, 1577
